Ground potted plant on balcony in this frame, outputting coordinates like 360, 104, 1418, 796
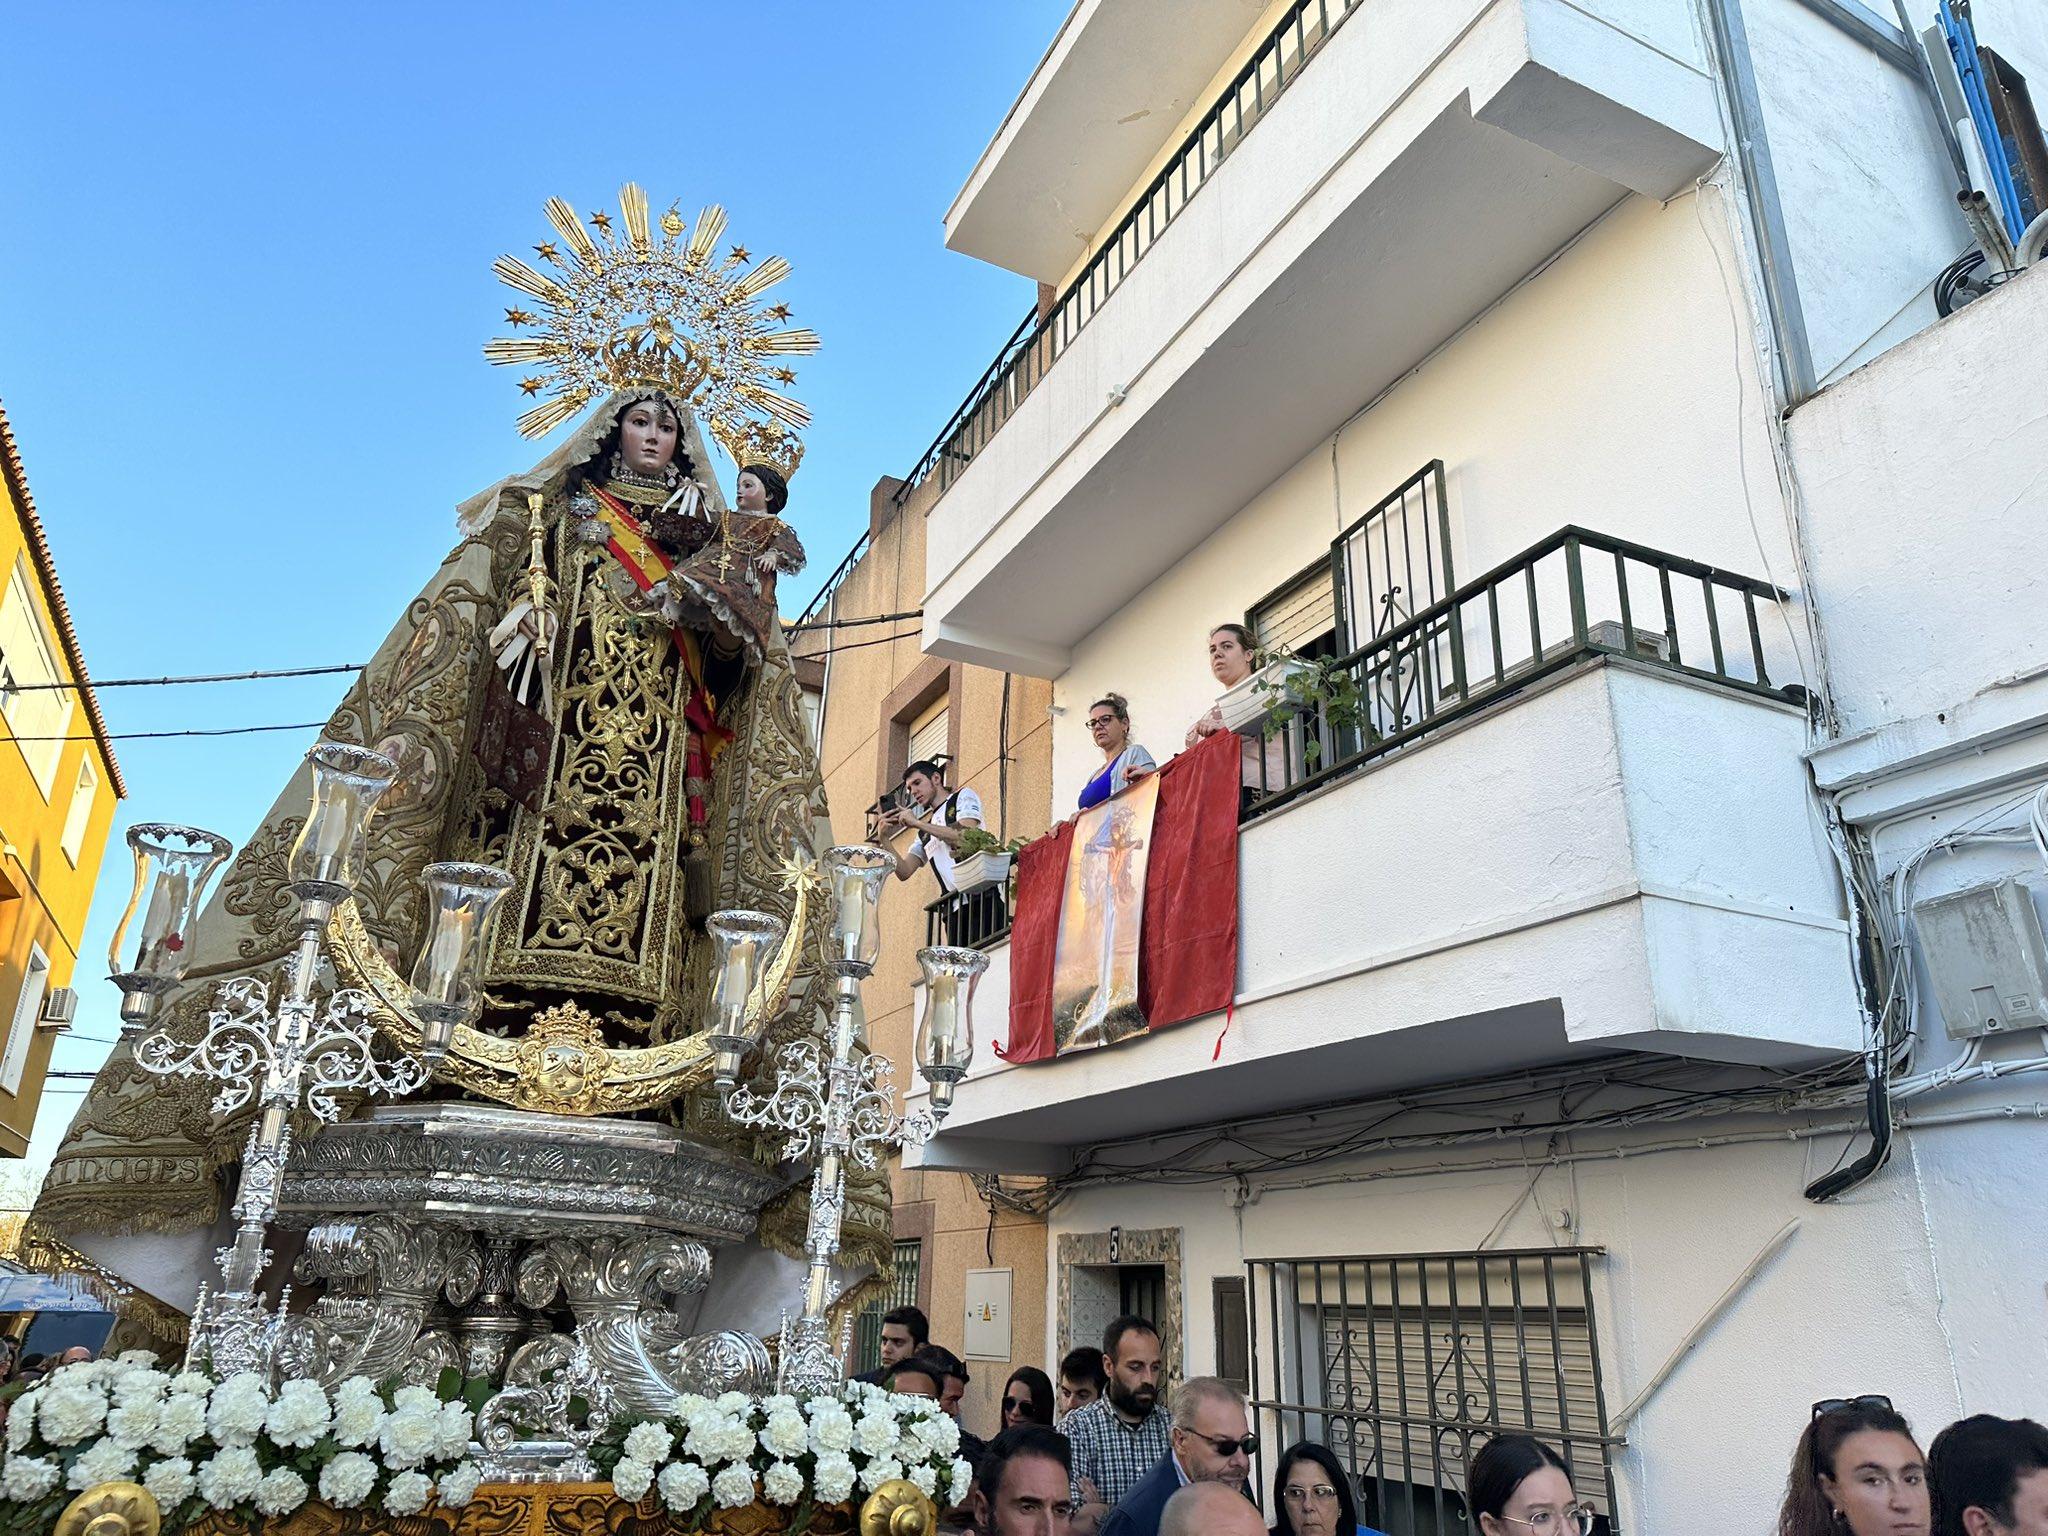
950, 828, 1027, 894
1249, 649, 1378, 769
1217, 650, 1316, 733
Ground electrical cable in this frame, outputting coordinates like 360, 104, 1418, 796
5, 664, 365, 693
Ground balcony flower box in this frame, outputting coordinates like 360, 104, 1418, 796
951, 850, 1013, 894
1217, 656, 1315, 733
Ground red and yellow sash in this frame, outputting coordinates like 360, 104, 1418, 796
587, 486, 734, 824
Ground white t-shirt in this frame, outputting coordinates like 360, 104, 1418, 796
908, 785, 984, 892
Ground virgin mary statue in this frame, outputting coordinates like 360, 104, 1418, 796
34, 194, 886, 1328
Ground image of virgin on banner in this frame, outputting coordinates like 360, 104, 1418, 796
1051, 774, 1160, 1053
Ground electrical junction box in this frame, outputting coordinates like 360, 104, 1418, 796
1913, 877, 2048, 1040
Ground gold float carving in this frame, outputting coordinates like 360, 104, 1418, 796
859, 1479, 939, 1536
53, 1481, 160, 1536
328, 852, 818, 1117
172, 1482, 886, 1535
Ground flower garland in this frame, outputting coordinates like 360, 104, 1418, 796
598, 1382, 974, 1523
0, 1352, 479, 1534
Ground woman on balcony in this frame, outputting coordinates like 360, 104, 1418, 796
1079, 693, 1157, 809
1187, 622, 1289, 806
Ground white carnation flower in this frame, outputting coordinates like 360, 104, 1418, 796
105, 1398, 163, 1451
671, 1392, 711, 1419
909, 1461, 939, 1498
255, 1466, 309, 1517
142, 1456, 196, 1505
169, 1371, 212, 1397
809, 1404, 854, 1454
861, 1456, 907, 1493
5, 1394, 34, 1452
392, 1384, 440, 1416
115, 1350, 159, 1370
713, 1390, 751, 1415
198, 1445, 264, 1509
66, 1438, 136, 1491
379, 1406, 441, 1470
949, 1457, 975, 1498
711, 1462, 757, 1509
112, 1369, 169, 1408
683, 1411, 737, 1467
813, 1451, 857, 1504
612, 1456, 655, 1502
434, 1400, 473, 1461
332, 1391, 384, 1449
853, 1410, 899, 1457
265, 1378, 332, 1449
36, 1384, 107, 1446
437, 1461, 482, 1508
912, 1411, 961, 1456
384, 1469, 433, 1516
762, 1393, 798, 1414
893, 1432, 923, 1464
149, 1393, 207, 1456
333, 1375, 379, 1404
318, 1450, 378, 1509
762, 1460, 803, 1506
205, 1374, 270, 1447
623, 1421, 674, 1465
761, 1407, 808, 1460
0, 1453, 59, 1500
657, 1458, 711, 1511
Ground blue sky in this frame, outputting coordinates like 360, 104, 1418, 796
1, 0, 1067, 1168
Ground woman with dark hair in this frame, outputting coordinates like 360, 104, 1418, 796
1078, 693, 1157, 809
1469, 1434, 1594, 1536
1186, 621, 1290, 803
1270, 1442, 1384, 1536
1001, 1366, 1056, 1430
1778, 1397, 1929, 1536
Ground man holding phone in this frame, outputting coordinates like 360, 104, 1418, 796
884, 758, 982, 892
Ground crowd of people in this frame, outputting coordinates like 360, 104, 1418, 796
857, 1306, 2048, 1536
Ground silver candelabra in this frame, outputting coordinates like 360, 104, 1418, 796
108, 744, 512, 1380
712, 845, 989, 1397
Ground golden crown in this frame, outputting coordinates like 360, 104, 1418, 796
484, 185, 819, 453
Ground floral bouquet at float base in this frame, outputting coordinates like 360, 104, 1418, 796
601, 1381, 974, 1522
0, 1352, 481, 1533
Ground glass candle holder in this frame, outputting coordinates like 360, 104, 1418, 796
408, 862, 514, 1060
108, 823, 233, 1035
287, 743, 401, 904
706, 909, 787, 1089
825, 845, 892, 976
914, 946, 989, 1115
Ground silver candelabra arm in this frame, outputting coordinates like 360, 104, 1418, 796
299, 987, 427, 1120
132, 975, 279, 1118
843, 1053, 938, 1169
724, 1040, 832, 1160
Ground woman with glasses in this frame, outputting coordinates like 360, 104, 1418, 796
1468, 1435, 1597, 1536
1269, 1441, 1384, 1536
1078, 694, 1157, 810
1777, 1396, 1929, 1536
1002, 1366, 1056, 1431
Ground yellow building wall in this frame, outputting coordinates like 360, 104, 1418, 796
0, 417, 122, 1156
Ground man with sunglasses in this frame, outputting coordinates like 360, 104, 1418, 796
1098, 1377, 1256, 1536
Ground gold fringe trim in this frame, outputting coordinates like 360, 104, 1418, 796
0, 1215, 189, 1350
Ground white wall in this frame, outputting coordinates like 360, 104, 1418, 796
1045, 1089, 2048, 1531
1787, 265, 2048, 738
1048, 189, 1800, 807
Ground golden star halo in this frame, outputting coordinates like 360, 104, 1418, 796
483, 184, 819, 464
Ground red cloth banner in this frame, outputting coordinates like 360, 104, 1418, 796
1003, 730, 1240, 1063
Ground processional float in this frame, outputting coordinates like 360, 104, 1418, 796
18, 188, 990, 1536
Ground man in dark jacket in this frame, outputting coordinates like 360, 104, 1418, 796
1099, 1377, 1255, 1536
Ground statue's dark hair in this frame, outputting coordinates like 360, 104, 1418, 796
740, 461, 789, 515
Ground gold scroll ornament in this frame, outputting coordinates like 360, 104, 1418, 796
328, 855, 821, 1117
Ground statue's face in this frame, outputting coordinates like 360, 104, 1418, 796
735, 470, 769, 512
616, 400, 680, 476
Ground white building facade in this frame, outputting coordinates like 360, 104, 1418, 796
892, 1, 2048, 1529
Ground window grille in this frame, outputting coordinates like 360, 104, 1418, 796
852, 1238, 925, 1374
1247, 1248, 1621, 1534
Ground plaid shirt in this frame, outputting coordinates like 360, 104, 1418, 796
1063, 1397, 1172, 1508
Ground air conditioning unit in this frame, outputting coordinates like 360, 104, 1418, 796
1913, 877, 2048, 1040
37, 987, 77, 1030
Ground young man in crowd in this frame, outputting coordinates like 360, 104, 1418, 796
1059, 1346, 1107, 1423
973, 1425, 1076, 1536
1099, 1377, 1255, 1536
885, 759, 983, 891
1064, 1316, 1169, 1534
1930, 1415, 2048, 1536
855, 1304, 931, 1385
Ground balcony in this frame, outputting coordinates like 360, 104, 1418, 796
904, 530, 1863, 1173
918, 0, 1722, 676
